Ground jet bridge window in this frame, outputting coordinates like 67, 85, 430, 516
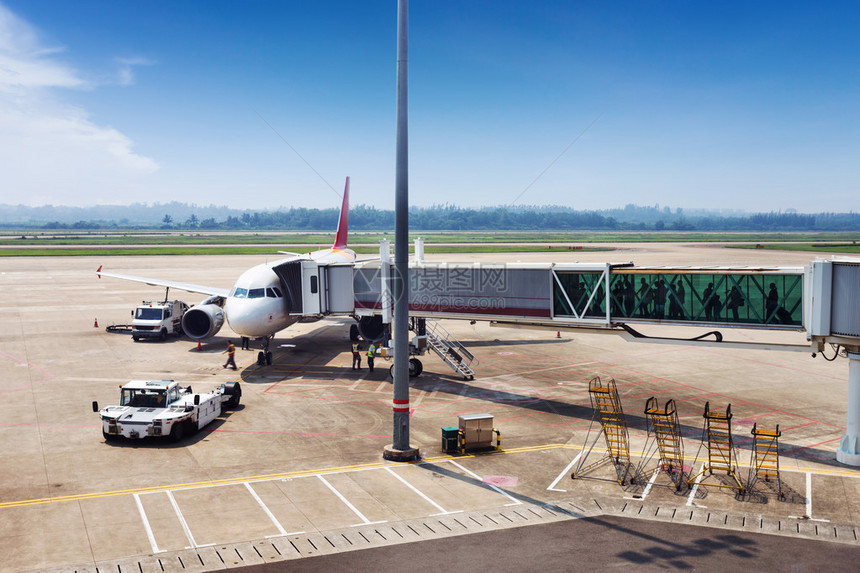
248, 288, 265, 299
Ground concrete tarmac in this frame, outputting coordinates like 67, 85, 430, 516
0, 243, 858, 572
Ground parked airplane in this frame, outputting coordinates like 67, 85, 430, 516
97, 177, 383, 365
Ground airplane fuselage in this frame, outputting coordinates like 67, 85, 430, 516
224, 247, 356, 339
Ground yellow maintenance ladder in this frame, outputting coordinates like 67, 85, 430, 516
687, 402, 745, 492
643, 397, 686, 490
572, 377, 633, 485
748, 423, 783, 498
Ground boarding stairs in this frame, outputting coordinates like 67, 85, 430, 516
748, 423, 783, 497
688, 402, 745, 492
573, 377, 633, 484
643, 397, 686, 490
421, 319, 479, 380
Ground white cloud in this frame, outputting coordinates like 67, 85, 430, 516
0, 3, 158, 205
114, 56, 154, 86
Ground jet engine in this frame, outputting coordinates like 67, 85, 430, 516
355, 315, 386, 342
182, 302, 225, 340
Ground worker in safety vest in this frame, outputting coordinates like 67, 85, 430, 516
222, 340, 237, 370
351, 341, 362, 370
366, 343, 376, 372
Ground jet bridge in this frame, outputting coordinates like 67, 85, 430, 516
351, 261, 806, 331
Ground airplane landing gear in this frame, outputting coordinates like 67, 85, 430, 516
256, 337, 273, 366
390, 358, 423, 380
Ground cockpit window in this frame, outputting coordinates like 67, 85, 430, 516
266, 288, 277, 298
272, 287, 283, 297
248, 288, 265, 299
232, 287, 248, 299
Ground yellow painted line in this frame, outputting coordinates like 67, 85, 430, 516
0, 444, 569, 509
3, 441, 857, 509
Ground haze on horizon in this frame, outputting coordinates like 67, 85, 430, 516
0, 1, 857, 214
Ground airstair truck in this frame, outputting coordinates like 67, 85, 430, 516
92, 380, 241, 442
131, 300, 188, 341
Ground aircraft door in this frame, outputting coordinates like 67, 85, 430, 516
301, 261, 321, 315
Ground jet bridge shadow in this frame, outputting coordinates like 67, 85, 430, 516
459, 338, 574, 348
229, 326, 843, 468
411, 375, 846, 469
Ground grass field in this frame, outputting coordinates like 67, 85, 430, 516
2, 229, 859, 256
0, 244, 611, 257
3, 230, 860, 246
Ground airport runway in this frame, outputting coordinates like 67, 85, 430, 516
1, 243, 858, 571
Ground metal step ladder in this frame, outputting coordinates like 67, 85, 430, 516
687, 402, 745, 492
420, 319, 479, 380
572, 377, 633, 485
748, 423, 783, 498
643, 397, 686, 490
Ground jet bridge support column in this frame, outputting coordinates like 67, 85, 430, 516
837, 350, 860, 466
383, 0, 418, 462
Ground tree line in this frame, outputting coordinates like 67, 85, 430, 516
2, 203, 859, 232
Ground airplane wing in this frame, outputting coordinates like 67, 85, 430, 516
96, 266, 230, 298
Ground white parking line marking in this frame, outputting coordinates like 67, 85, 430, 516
790, 472, 830, 522
625, 467, 659, 500
133, 494, 163, 554
385, 467, 461, 516
448, 460, 521, 506
686, 462, 707, 508
316, 475, 387, 527
244, 482, 292, 537
547, 452, 582, 492
165, 491, 213, 548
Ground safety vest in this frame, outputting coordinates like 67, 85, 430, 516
352, 342, 359, 353
367, 344, 376, 357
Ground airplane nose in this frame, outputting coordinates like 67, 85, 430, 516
224, 299, 255, 336
225, 298, 277, 338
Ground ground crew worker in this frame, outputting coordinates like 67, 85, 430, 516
352, 341, 362, 370
223, 340, 237, 370
241, 336, 250, 350
367, 343, 376, 372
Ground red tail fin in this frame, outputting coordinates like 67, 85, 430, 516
333, 177, 350, 249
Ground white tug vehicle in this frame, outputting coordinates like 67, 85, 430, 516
92, 380, 241, 442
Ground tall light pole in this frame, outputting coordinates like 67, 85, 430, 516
383, 0, 419, 462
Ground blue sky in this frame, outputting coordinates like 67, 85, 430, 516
0, 1, 857, 212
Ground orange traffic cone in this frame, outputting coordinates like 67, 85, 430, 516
556, 331, 561, 338
196, 341, 202, 351
94, 317, 98, 328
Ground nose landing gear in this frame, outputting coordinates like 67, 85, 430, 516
256, 336, 273, 366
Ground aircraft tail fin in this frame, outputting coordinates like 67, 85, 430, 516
333, 176, 350, 250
